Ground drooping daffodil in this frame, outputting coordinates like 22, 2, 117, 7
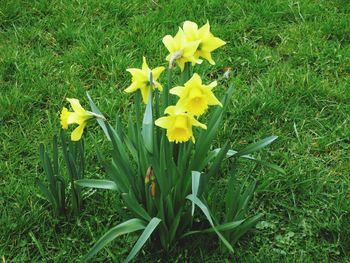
60, 98, 101, 141
125, 57, 165, 104
170, 73, 222, 116
162, 28, 201, 71
155, 105, 207, 143
182, 21, 226, 65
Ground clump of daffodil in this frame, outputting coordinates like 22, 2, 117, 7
60, 98, 102, 141
155, 105, 206, 143
182, 21, 226, 65
162, 28, 201, 71
170, 73, 222, 116
125, 57, 165, 104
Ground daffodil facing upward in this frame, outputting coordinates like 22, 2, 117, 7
182, 21, 226, 65
60, 98, 102, 141
155, 105, 206, 143
125, 57, 165, 104
170, 73, 222, 116
162, 28, 201, 71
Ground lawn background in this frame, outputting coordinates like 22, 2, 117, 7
1, 0, 349, 262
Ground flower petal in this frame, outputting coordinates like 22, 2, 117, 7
124, 82, 139, 93
152, 66, 165, 80
71, 122, 87, 141
67, 98, 86, 115
190, 117, 207, 130
162, 35, 175, 52
183, 21, 198, 41
142, 57, 149, 72
169, 86, 185, 97
155, 116, 173, 129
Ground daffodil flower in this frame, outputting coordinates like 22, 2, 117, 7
170, 73, 222, 116
155, 105, 206, 143
182, 21, 226, 65
60, 98, 97, 141
125, 57, 165, 104
162, 28, 201, 71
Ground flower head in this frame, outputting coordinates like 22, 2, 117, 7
162, 28, 201, 71
125, 57, 165, 104
60, 98, 94, 141
170, 73, 222, 116
182, 21, 226, 65
155, 105, 207, 143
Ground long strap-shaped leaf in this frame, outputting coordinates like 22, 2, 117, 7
235, 136, 278, 156
181, 219, 245, 238
186, 194, 234, 253
75, 179, 118, 191
84, 218, 146, 261
191, 171, 201, 216
125, 217, 161, 263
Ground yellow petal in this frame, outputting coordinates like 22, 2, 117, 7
155, 116, 173, 129
202, 36, 226, 52
207, 80, 217, 89
186, 73, 202, 88
164, 105, 176, 115
71, 122, 87, 141
206, 91, 222, 106
190, 117, 207, 130
162, 35, 175, 52
169, 86, 185, 97
198, 21, 210, 38
152, 66, 165, 80
124, 82, 138, 93
67, 98, 86, 115
183, 21, 198, 41
140, 85, 150, 104
199, 51, 215, 65
126, 68, 147, 81
142, 57, 149, 72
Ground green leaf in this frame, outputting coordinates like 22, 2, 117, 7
125, 217, 161, 263
86, 92, 110, 140
123, 193, 152, 222
186, 194, 234, 253
191, 171, 201, 216
75, 179, 118, 191
231, 213, 263, 242
84, 218, 146, 261
236, 136, 278, 156
182, 219, 245, 238
142, 89, 153, 153
35, 178, 57, 209
240, 155, 286, 175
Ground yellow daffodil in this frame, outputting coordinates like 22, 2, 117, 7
170, 73, 222, 116
162, 28, 201, 71
155, 105, 206, 143
125, 57, 165, 104
60, 98, 94, 141
182, 21, 226, 65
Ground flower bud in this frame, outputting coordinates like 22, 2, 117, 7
145, 166, 152, 184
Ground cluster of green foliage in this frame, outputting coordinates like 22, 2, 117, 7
1, 0, 349, 262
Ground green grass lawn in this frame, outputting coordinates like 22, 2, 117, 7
1, 0, 349, 261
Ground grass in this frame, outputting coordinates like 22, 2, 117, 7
1, 0, 349, 261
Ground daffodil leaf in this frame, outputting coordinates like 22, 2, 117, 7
84, 218, 146, 261
186, 194, 234, 253
236, 136, 278, 156
191, 171, 201, 216
75, 179, 118, 191
125, 217, 161, 263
